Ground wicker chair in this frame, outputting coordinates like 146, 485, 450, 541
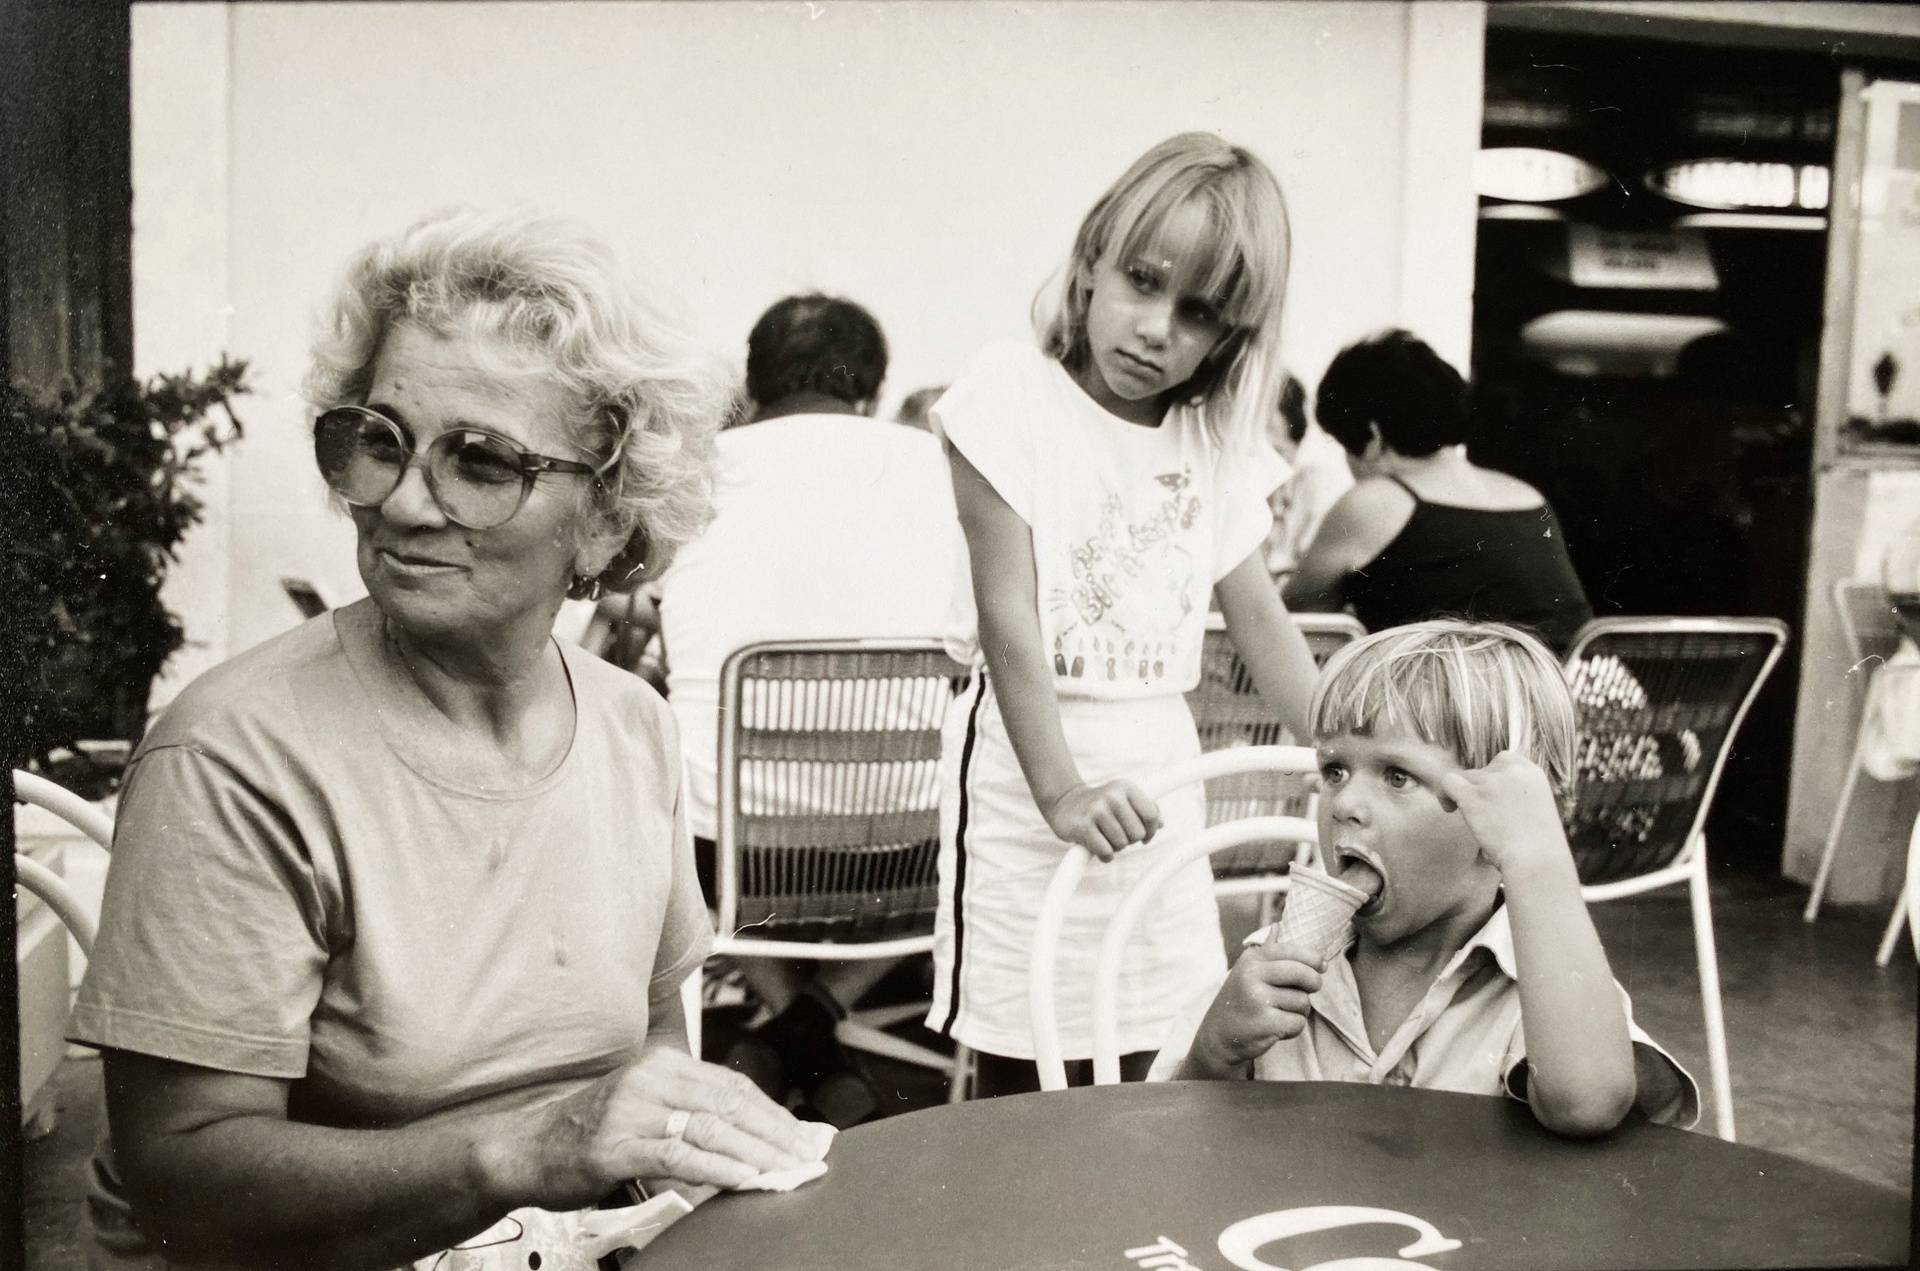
1563, 616, 1789, 1141
695, 638, 970, 1098
1185, 612, 1364, 889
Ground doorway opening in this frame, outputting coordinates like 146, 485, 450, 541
1472, 26, 1837, 875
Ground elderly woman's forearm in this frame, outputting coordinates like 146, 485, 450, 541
116, 1107, 531, 1270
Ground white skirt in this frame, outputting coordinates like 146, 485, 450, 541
926, 674, 1225, 1059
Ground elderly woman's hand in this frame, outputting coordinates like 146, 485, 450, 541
500, 1044, 834, 1210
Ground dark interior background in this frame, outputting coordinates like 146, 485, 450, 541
1470, 29, 1837, 876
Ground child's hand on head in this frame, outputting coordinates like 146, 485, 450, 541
1043, 780, 1161, 861
1435, 750, 1568, 878
1188, 941, 1323, 1078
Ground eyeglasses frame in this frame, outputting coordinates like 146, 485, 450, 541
314, 403, 601, 530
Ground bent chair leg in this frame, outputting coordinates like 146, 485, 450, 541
1804, 737, 1867, 922
1688, 847, 1736, 1141
1878, 809, 1920, 967
948, 1045, 973, 1103
1910, 811, 1920, 964
836, 1020, 956, 1073
1874, 892, 1909, 969
682, 969, 704, 1060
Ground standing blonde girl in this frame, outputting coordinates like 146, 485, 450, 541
929, 132, 1319, 1095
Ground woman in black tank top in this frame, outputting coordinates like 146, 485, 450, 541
1282, 330, 1592, 655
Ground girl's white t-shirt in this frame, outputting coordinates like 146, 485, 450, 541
936, 339, 1287, 700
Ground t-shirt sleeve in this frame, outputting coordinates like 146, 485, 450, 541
648, 753, 715, 994
1499, 984, 1702, 1130
1211, 439, 1290, 581
67, 744, 331, 1078
1627, 1034, 1701, 1129
933, 341, 1038, 523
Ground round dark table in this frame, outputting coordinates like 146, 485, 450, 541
636, 1081, 1908, 1270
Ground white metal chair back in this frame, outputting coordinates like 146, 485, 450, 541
1563, 615, 1788, 1141
1029, 745, 1318, 1091
1185, 613, 1361, 885
12, 768, 113, 955
1564, 618, 1786, 887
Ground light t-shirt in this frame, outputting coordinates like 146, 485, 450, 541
659, 413, 962, 841
1147, 903, 1701, 1129
935, 340, 1285, 699
69, 600, 711, 1268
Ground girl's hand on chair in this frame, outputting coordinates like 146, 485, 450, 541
1187, 942, 1323, 1077
1043, 780, 1162, 860
503, 1044, 833, 1211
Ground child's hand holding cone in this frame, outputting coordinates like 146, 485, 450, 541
1267, 862, 1371, 963
1183, 864, 1372, 1079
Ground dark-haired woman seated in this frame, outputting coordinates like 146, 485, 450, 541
1284, 329, 1592, 656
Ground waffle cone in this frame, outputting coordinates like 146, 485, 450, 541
1271, 863, 1368, 962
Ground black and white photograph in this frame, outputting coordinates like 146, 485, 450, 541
5, 3, 1917, 1269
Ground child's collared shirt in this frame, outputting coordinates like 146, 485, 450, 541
1148, 904, 1701, 1129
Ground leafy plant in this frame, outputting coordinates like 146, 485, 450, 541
3, 359, 250, 783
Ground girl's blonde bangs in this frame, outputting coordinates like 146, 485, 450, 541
1105, 172, 1281, 331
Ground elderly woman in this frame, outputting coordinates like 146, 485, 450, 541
67, 210, 828, 1270
1284, 329, 1593, 656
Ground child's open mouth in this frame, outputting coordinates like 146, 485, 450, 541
1330, 847, 1386, 915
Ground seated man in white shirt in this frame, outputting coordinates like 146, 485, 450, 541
659, 293, 960, 1126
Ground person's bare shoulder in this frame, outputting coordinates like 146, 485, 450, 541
1289, 478, 1416, 599
1327, 476, 1418, 542
1472, 466, 1548, 510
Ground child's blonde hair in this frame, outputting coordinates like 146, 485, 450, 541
1309, 621, 1579, 801
1032, 131, 1291, 451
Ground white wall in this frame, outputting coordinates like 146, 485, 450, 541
133, 0, 1485, 667
132, 5, 235, 697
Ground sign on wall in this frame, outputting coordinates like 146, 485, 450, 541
1564, 224, 1718, 291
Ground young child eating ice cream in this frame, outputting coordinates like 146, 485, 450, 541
1149, 620, 1699, 1135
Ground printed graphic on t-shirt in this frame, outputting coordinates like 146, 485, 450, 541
1048, 468, 1203, 685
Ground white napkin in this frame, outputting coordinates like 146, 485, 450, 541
739, 1159, 830, 1192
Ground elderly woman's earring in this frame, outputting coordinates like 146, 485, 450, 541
604, 526, 651, 586
569, 572, 605, 602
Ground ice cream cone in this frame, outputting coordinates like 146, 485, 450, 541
1268, 862, 1369, 962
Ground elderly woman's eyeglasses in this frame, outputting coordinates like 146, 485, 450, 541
314, 405, 598, 531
